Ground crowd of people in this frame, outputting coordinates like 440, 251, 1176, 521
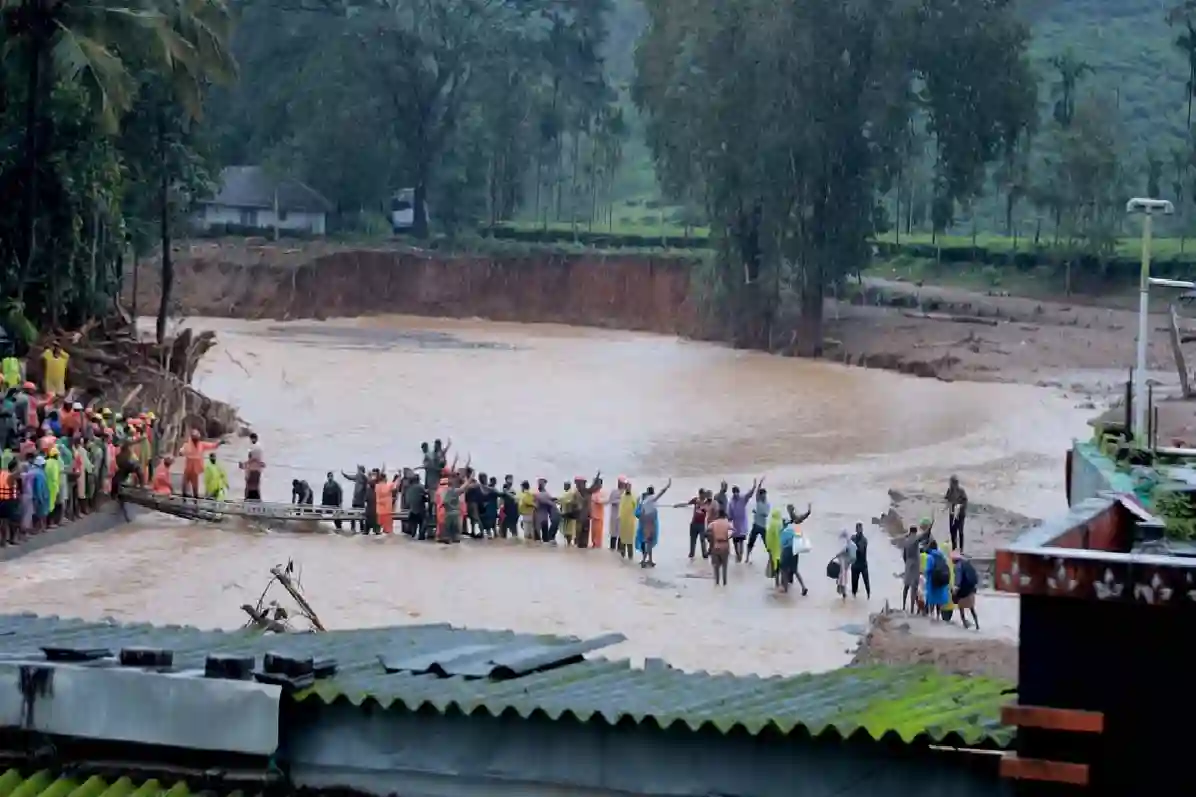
283, 443, 981, 627
0, 344, 182, 546
3, 339, 982, 628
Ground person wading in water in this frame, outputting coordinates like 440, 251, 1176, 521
636, 478, 671, 568
607, 477, 625, 550
441, 473, 464, 544
727, 478, 760, 562
849, 521, 871, 599
342, 466, 368, 532
706, 507, 732, 585
569, 472, 601, 549
745, 483, 770, 563
681, 488, 711, 559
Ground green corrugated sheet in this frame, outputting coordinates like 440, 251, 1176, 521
0, 770, 226, 797
294, 660, 1016, 748
0, 614, 1016, 750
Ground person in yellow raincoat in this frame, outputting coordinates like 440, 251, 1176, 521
560, 482, 577, 545
617, 481, 637, 559
203, 452, 228, 499
764, 507, 784, 588
44, 447, 61, 526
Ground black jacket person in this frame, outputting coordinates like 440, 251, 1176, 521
322, 473, 344, 530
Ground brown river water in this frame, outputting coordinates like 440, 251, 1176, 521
0, 316, 1092, 674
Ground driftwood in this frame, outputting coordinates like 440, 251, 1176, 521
29, 315, 238, 450
900, 311, 1000, 327
241, 559, 326, 633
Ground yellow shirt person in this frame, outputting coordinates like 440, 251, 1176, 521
41, 346, 69, 396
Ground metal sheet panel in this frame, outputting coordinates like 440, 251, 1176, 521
0, 660, 281, 755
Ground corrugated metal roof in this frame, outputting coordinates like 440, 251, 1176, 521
0, 614, 1015, 749
0, 769, 219, 797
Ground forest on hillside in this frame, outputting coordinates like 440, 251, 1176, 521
2, 0, 1195, 348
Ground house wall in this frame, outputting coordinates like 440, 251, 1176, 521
195, 205, 326, 235
284, 702, 1010, 797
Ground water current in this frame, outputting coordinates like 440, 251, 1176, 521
0, 316, 1093, 674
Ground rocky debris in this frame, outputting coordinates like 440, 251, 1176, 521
850, 609, 1018, 681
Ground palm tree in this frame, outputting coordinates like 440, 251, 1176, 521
144, 0, 237, 343
0, 0, 176, 303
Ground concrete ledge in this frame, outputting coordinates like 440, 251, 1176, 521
0, 502, 145, 563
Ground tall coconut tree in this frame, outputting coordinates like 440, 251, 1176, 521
143, 0, 237, 342
0, 0, 174, 302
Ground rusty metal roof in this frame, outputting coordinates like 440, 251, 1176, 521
0, 613, 1015, 749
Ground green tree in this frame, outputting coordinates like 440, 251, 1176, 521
634, 0, 1037, 352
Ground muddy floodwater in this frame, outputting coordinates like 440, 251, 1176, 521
0, 316, 1090, 674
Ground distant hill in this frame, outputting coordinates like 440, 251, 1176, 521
1028, 0, 1188, 151
604, 0, 1192, 196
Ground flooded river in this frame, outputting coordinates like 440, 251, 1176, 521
0, 316, 1091, 674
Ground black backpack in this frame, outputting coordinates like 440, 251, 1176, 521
929, 552, 950, 588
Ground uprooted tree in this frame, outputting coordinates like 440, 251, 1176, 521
633, 0, 1038, 354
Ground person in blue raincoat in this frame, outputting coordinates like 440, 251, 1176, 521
31, 455, 50, 530
923, 539, 951, 619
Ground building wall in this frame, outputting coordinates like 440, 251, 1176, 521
196, 205, 326, 235
285, 702, 1010, 797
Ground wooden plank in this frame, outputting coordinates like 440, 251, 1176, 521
999, 756, 1090, 786
1171, 304, 1193, 399
1001, 705, 1104, 734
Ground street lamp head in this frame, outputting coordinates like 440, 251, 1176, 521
1127, 197, 1175, 215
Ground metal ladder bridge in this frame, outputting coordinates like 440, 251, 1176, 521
119, 489, 371, 524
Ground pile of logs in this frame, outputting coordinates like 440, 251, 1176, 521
28, 312, 238, 450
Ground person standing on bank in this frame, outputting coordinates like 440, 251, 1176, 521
945, 475, 968, 552
850, 521, 870, 599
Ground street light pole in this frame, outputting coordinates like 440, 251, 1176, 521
1127, 198, 1175, 443
1136, 209, 1153, 441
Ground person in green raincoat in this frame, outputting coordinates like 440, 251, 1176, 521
44, 447, 61, 525
203, 452, 228, 499
56, 437, 73, 520
764, 507, 784, 588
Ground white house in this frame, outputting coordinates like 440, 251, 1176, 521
195, 166, 332, 235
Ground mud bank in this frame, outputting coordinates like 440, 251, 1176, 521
133, 241, 703, 338
130, 239, 1173, 387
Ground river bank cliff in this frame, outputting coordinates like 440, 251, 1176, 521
130, 238, 1182, 393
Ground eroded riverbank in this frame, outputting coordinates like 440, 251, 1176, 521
129, 239, 1181, 391
0, 315, 1087, 675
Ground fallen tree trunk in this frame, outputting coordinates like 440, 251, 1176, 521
900, 311, 1000, 327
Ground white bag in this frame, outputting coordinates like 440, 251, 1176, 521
792, 533, 812, 555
